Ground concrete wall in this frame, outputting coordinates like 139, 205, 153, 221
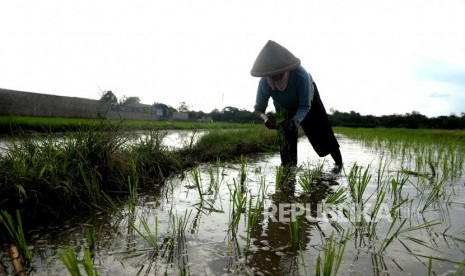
0, 88, 158, 120
171, 112, 189, 121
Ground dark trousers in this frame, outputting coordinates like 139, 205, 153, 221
279, 82, 342, 167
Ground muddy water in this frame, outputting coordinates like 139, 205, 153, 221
2, 134, 465, 275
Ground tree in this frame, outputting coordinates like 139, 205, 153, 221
178, 101, 191, 112
153, 102, 177, 113
121, 96, 141, 106
99, 90, 118, 104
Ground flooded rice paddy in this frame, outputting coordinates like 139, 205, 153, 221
1, 132, 465, 275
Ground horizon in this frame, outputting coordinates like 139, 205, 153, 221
1, 86, 462, 119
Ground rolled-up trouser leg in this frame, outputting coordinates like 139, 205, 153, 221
279, 126, 298, 167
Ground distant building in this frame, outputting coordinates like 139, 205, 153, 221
0, 88, 158, 120
198, 116, 213, 123
121, 103, 153, 113
154, 107, 164, 118
171, 112, 189, 121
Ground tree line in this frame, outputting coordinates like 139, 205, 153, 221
100, 91, 465, 129
330, 110, 465, 129
209, 108, 465, 129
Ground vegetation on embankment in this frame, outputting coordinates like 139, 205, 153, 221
335, 127, 465, 145
0, 115, 258, 134
0, 125, 278, 234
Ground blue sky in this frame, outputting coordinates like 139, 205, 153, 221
1, 0, 464, 117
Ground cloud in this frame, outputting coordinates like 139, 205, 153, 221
429, 92, 450, 98
414, 59, 465, 88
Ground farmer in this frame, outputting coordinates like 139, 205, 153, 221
251, 40, 343, 168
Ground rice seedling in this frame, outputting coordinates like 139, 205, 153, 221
206, 164, 216, 193
378, 210, 406, 254
259, 175, 268, 200
161, 210, 192, 270
130, 215, 159, 252
298, 162, 325, 194
389, 172, 409, 206
204, 158, 225, 197
0, 210, 31, 265
228, 179, 248, 232
173, 209, 192, 236
59, 247, 80, 276
82, 249, 98, 276
366, 184, 387, 235
85, 227, 96, 252
275, 165, 285, 190
127, 175, 139, 214
298, 171, 314, 194
376, 156, 389, 189
151, 209, 191, 269
325, 186, 347, 205
347, 163, 371, 206
239, 155, 248, 186
190, 166, 204, 202
245, 195, 264, 250
315, 230, 349, 276
59, 247, 98, 276
420, 178, 447, 212
275, 165, 297, 192
288, 216, 302, 248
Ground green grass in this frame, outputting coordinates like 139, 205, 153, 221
334, 127, 465, 143
335, 127, 465, 182
181, 128, 278, 163
0, 115, 258, 134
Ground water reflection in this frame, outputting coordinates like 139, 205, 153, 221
247, 168, 333, 275
124, 130, 205, 150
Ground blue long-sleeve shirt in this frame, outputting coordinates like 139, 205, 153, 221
254, 65, 314, 127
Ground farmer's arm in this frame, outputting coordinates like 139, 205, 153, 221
292, 73, 314, 126
254, 78, 271, 122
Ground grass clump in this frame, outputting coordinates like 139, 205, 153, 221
0, 125, 280, 236
181, 128, 277, 164
0, 126, 128, 221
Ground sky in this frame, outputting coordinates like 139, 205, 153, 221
1, 0, 465, 118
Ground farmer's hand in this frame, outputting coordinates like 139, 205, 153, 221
264, 115, 277, 129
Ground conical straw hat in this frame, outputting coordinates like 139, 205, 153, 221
250, 40, 301, 77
